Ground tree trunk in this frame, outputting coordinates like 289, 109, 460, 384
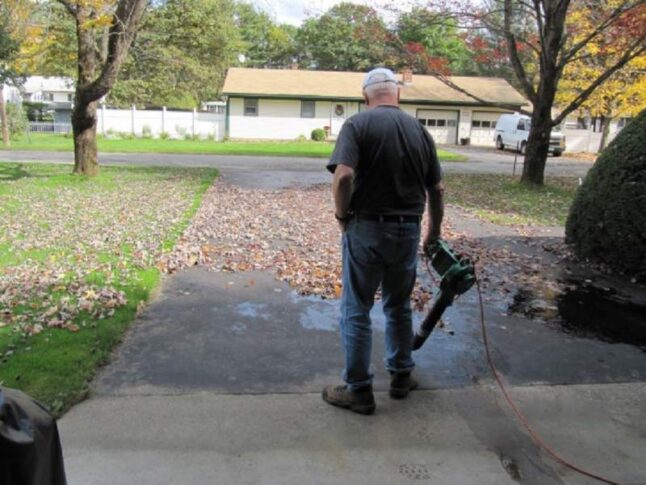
64, 0, 148, 176
71, 97, 99, 176
521, 101, 553, 185
0, 88, 10, 148
598, 116, 612, 152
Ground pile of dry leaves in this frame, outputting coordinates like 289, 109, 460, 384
162, 181, 569, 311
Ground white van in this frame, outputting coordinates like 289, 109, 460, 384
494, 113, 566, 156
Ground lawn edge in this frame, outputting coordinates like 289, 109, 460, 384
0, 166, 218, 417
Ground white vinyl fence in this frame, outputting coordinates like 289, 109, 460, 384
30, 122, 72, 134
29, 106, 225, 140
97, 106, 225, 140
563, 128, 619, 153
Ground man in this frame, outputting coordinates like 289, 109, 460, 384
323, 67, 444, 415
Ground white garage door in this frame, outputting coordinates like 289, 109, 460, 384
471, 111, 508, 146
417, 110, 458, 144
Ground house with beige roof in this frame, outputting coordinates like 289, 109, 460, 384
221, 67, 527, 146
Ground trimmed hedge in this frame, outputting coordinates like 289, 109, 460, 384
565, 109, 646, 278
311, 128, 326, 141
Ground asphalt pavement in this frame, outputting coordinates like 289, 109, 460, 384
0, 145, 594, 179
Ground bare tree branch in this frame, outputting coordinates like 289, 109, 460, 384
504, 0, 537, 101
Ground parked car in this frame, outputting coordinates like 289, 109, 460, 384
494, 113, 566, 156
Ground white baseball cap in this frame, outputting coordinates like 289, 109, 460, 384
362, 68, 398, 89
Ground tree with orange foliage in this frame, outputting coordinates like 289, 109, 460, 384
557, 1, 646, 151
415, 0, 646, 185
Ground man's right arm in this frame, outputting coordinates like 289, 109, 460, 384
423, 181, 444, 252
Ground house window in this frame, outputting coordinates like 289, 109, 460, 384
481, 121, 491, 128
67, 94, 74, 102
472, 120, 481, 128
418, 119, 427, 126
437, 119, 446, 127
301, 100, 315, 118
447, 120, 457, 127
43, 92, 54, 102
617, 117, 630, 128
427, 119, 437, 127
244, 98, 258, 117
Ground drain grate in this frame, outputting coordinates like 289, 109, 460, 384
399, 464, 431, 480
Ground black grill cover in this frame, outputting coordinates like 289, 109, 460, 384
0, 387, 67, 485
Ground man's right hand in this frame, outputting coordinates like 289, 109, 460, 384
423, 233, 440, 257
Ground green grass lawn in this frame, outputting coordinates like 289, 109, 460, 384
445, 173, 578, 226
4, 133, 466, 161
0, 162, 217, 416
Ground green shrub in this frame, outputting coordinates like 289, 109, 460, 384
141, 124, 152, 139
565, 109, 646, 279
159, 131, 170, 140
296, 134, 307, 142
311, 128, 326, 141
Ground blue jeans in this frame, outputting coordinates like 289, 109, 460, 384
340, 218, 420, 390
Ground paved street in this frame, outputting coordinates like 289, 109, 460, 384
54, 160, 646, 485
0, 146, 594, 179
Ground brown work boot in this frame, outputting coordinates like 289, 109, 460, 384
389, 372, 418, 399
322, 384, 376, 415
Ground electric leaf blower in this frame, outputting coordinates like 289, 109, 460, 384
412, 240, 476, 351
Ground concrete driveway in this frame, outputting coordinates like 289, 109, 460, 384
55, 162, 645, 485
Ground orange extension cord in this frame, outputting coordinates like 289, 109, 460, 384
473, 277, 619, 485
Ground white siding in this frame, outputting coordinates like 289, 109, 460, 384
228, 98, 364, 140
227, 98, 525, 147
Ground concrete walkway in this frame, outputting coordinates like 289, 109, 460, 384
60, 383, 646, 484
54, 160, 644, 484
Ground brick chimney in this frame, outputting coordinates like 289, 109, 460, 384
401, 67, 413, 84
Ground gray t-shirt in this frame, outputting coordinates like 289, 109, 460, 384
327, 105, 442, 216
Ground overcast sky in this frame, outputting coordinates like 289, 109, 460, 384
248, 0, 406, 26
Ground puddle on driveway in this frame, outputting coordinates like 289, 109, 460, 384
556, 283, 646, 349
511, 280, 646, 350
289, 292, 425, 333
234, 302, 270, 320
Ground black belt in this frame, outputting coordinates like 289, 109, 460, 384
356, 214, 421, 223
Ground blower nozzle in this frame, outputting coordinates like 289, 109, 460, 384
412, 240, 476, 351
